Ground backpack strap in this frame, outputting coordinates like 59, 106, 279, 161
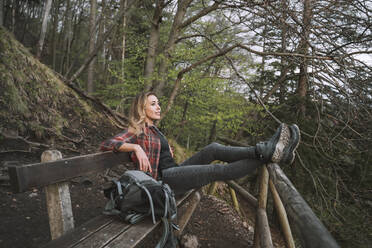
155, 217, 170, 248
153, 183, 180, 248
163, 183, 177, 221
124, 212, 148, 224
137, 182, 157, 224
103, 180, 122, 216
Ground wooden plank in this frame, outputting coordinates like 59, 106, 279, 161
267, 163, 340, 248
42, 150, 75, 240
174, 191, 201, 237
104, 218, 159, 248
75, 220, 131, 248
42, 215, 114, 248
6, 151, 131, 192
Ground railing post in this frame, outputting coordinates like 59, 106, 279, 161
254, 164, 274, 248
269, 179, 295, 248
42, 150, 75, 240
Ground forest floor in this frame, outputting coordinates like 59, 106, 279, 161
0, 152, 285, 248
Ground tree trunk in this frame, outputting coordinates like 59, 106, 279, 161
121, 0, 128, 81
36, 0, 52, 59
297, 0, 312, 116
153, 0, 220, 97
98, 0, 106, 84
153, 0, 193, 97
279, 0, 288, 104
87, 0, 97, 94
68, 0, 135, 83
260, 23, 267, 98
65, 0, 73, 75
161, 44, 238, 118
208, 119, 217, 144
144, 0, 165, 91
175, 99, 189, 141
11, 0, 15, 32
0, 0, 4, 26
20, 2, 29, 42
59, 0, 72, 74
51, 0, 60, 70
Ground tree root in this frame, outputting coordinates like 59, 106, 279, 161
55, 71, 128, 128
0, 130, 50, 149
0, 149, 32, 154
42, 127, 84, 144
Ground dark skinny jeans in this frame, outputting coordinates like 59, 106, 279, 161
161, 142, 263, 194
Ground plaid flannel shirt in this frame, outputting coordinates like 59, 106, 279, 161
100, 126, 161, 179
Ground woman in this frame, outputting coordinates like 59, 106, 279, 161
101, 92, 300, 194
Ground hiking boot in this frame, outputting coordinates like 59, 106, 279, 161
281, 124, 300, 164
256, 123, 290, 164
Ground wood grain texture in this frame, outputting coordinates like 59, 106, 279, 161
42, 215, 114, 248
7, 151, 131, 192
269, 179, 295, 248
175, 191, 201, 237
42, 150, 75, 240
256, 165, 273, 248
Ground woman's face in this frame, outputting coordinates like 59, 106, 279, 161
144, 94, 161, 125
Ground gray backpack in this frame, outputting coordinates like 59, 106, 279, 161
103, 170, 178, 248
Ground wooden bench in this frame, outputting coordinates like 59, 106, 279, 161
6, 150, 201, 248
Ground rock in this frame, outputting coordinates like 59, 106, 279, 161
70, 177, 93, 186
180, 234, 199, 248
28, 192, 38, 198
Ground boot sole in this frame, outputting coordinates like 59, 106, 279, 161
271, 124, 290, 163
282, 124, 301, 164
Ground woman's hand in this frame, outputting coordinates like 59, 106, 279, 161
169, 145, 174, 158
134, 145, 152, 173
117, 143, 152, 173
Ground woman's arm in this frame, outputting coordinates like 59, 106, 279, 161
116, 143, 152, 173
100, 130, 152, 173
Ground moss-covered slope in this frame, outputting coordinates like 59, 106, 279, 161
0, 27, 120, 156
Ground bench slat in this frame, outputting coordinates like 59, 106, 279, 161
104, 218, 158, 248
42, 215, 114, 248
76, 220, 131, 248
42, 191, 195, 248
7, 151, 131, 192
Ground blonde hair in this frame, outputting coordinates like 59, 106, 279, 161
128, 91, 157, 135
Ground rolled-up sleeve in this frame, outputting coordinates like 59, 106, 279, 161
100, 130, 137, 152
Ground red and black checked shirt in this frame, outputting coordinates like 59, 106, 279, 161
100, 126, 161, 179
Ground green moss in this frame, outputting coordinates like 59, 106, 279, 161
0, 76, 29, 115
53, 113, 69, 132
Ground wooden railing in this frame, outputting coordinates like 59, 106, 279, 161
225, 163, 340, 248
